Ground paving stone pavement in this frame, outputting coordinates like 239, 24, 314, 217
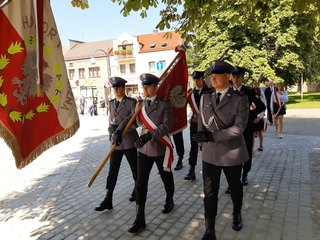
0, 109, 320, 240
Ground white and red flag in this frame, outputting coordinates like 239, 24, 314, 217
0, 0, 79, 169
157, 47, 188, 134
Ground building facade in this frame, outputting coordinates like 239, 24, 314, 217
63, 31, 184, 103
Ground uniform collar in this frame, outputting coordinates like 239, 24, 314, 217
218, 87, 229, 100
116, 97, 124, 102
233, 85, 242, 92
146, 95, 156, 102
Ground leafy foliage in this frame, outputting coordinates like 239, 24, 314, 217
69, 0, 320, 39
187, 1, 320, 86
69, 0, 320, 86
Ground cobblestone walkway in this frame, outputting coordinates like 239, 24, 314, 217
1, 111, 319, 240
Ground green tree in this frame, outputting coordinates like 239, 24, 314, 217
69, 0, 320, 86
70, 0, 320, 40
189, 1, 320, 87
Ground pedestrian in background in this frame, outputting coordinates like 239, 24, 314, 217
271, 82, 288, 138
80, 97, 85, 115
193, 60, 249, 239
94, 77, 138, 212
264, 80, 274, 125
253, 81, 267, 151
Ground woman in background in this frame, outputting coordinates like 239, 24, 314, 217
252, 82, 267, 151
271, 82, 288, 139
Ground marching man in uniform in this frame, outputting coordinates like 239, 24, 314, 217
193, 60, 249, 240
184, 71, 209, 180
94, 77, 138, 211
230, 66, 266, 187
113, 73, 175, 233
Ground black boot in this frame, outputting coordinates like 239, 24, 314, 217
184, 166, 196, 180
242, 174, 248, 186
162, 198, 174, 214
202, 218, 216, 240
174, 157, 183, 171
129, 189, 135, 202
128, 204, 146, 233
94, 190, 113, 211
232, 212, 243, 231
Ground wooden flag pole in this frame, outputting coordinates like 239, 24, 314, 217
87, 49, 183, 188
87, 102, 142, 188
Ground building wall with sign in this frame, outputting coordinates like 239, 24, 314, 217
63, 31, 184, 104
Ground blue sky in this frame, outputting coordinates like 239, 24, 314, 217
51, 1, 165, 44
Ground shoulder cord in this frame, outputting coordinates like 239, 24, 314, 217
200, 95, 220, 130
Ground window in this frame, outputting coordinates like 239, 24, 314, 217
120, 64, 126, 74
149, 61, 155, 72
89, 67, 100, 77
69, 69, 75, 79
118, 41, 133, 51
159, 60, 166, 69
129, 63, 136, 73
150, 43, 156, 48
69, 63, 73, 67
78, 68, 85, 78
161, 42, 168, 47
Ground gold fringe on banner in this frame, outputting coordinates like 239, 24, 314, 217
0, 120, 80, 169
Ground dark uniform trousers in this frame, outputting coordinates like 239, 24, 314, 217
242, 91, 266, 176
188, 121, 198, 167
242, 126, 254, 175
172, 131, 184, 159
203, 161, 243, 218
106, 148, 137, 192
264, 87, 273, 124
135, 152, 175, 205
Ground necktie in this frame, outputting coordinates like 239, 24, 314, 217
216, 93, 221, 105
115, 100, 120, 108
147, 100, 151, 107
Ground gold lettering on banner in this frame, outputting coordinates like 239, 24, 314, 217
60, 89, 74, 111
22, 15, 61, 48
22, 15, 33, 29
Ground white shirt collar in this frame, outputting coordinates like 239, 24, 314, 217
146, 95, 156, 102
233, 85, 242, 92
218, 87, 229, 100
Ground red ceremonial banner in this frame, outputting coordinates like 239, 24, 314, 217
0, 0, 79, 169
157, 48, 188, 134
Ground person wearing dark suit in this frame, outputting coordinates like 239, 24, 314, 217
184, 71, 209, 180
193, 60, 249, 239
94, 77, 138, 212
229, 67, 266, 187
114, 73, 174, 233
264, 80, 274, 125
172, 130, 185, 170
